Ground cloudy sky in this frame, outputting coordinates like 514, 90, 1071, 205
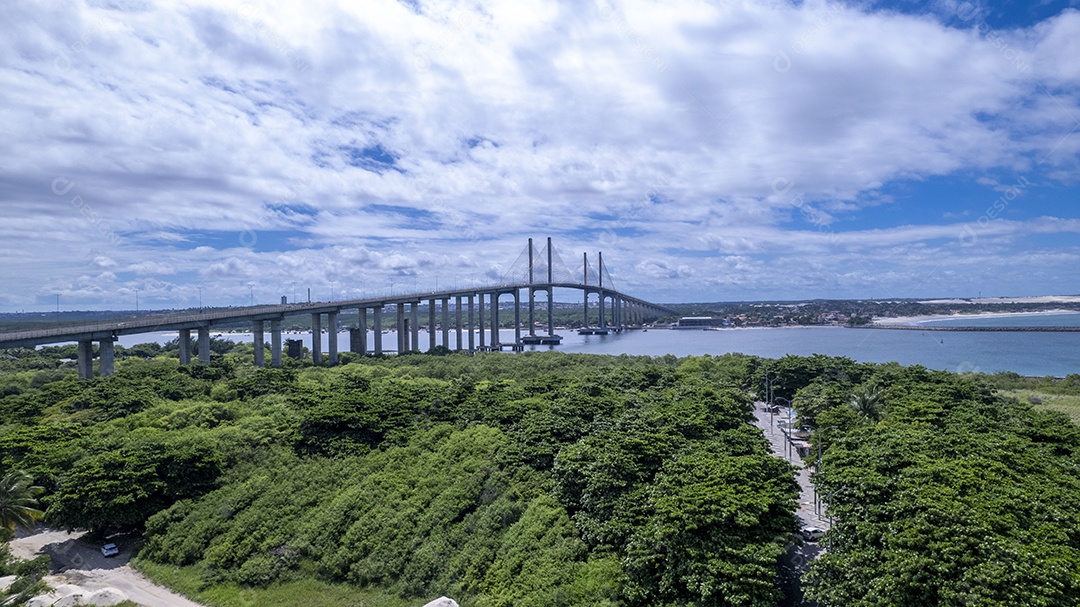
2, 0, 1078, 310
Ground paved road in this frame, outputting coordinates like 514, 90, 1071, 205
752, 402, 829, 607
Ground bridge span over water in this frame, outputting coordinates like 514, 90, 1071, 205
0, 238, 675, 378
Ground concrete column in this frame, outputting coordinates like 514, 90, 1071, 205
547, 287, 554, 336
311, 313, 322, 364
428, 298, 437, 351
468, 295, 475, 352
179, 328, 191, 365
478, 293, 485, 348
198, 326, 210, 363
271, 319, 282, 367
410, 302, 419, 351
373, 306, 383, 355
528, 287, 536, 336
99, 338, 115, 376
583, 289, 589, 328
599, 291, 606, 329
491, 292, 500, 346
327, 311, 338, 364
455, 295, 463, 351
353, 308, 367, 355
77, 340, 94, 379
441, 299, 450, 349
253, 321, 265, 367
396, 303, 406, 352
513, 289, 521, 345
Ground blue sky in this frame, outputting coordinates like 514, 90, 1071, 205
1, 0, 1079, 310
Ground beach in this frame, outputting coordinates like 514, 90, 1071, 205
873, 309, 1080, 327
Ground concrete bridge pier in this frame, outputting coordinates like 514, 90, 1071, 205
429, 298, 437, 351
455, 295, 463, 351
491, 292, 500, 346
410, 302, 419, 351
396, 303, 406, 352
253, 321, 265, 367
528, 287, 536, 337
544, 288, 553, 336
513, 289, 521, 345
351, 308, 367, 355
77, 340, 94, 379
441, 299, 450, 349
327, 311, 338, 364
179, 329, 191, 365
478, 293, 485, 349
311, 313, 322, 364
99, 338, 115, 376
468, 295, 475, 352
583, 288, 589, 328
198, 326, 211, 363
271, 319, 282, 367
373, 306, 383, 355
599, 291, 607, 330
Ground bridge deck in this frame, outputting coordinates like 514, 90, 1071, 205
0, 281, 675, 349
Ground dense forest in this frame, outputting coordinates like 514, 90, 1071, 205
2, 343, 1079, 606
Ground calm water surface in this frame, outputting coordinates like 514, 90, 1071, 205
112, 313, 1080, 377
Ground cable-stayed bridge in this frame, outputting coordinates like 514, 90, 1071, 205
0, 238, 675, 378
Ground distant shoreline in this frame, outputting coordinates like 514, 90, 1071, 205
872, 309, 1080, 327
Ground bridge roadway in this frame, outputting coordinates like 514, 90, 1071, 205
0, 281, 675, 379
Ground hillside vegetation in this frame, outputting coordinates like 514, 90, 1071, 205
0, 347, 798, 606
2, 345, 1079, 606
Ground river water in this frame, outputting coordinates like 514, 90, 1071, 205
106, 312, 1080, 377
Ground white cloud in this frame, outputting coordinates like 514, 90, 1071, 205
0, 0, 1078, 308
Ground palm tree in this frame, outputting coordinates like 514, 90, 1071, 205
0, 470, 45, 534
849, 384, 884, 421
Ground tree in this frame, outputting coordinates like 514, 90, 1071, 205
848, 384, 884, 421
0, 470, 44, 533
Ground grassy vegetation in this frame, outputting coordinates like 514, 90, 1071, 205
135, 559, 410, 607
997, 389, 1080, 422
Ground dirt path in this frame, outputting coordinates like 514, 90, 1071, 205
10, 529, 207, 607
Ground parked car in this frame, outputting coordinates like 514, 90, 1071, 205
801, 527, 825, 541
101, 543, 119, 557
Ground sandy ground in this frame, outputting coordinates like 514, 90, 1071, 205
873, 308, 1080, 327
920, 296, 1080, 305
9, 529, 206, 607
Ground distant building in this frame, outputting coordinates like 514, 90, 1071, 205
672, 316, 724, 329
